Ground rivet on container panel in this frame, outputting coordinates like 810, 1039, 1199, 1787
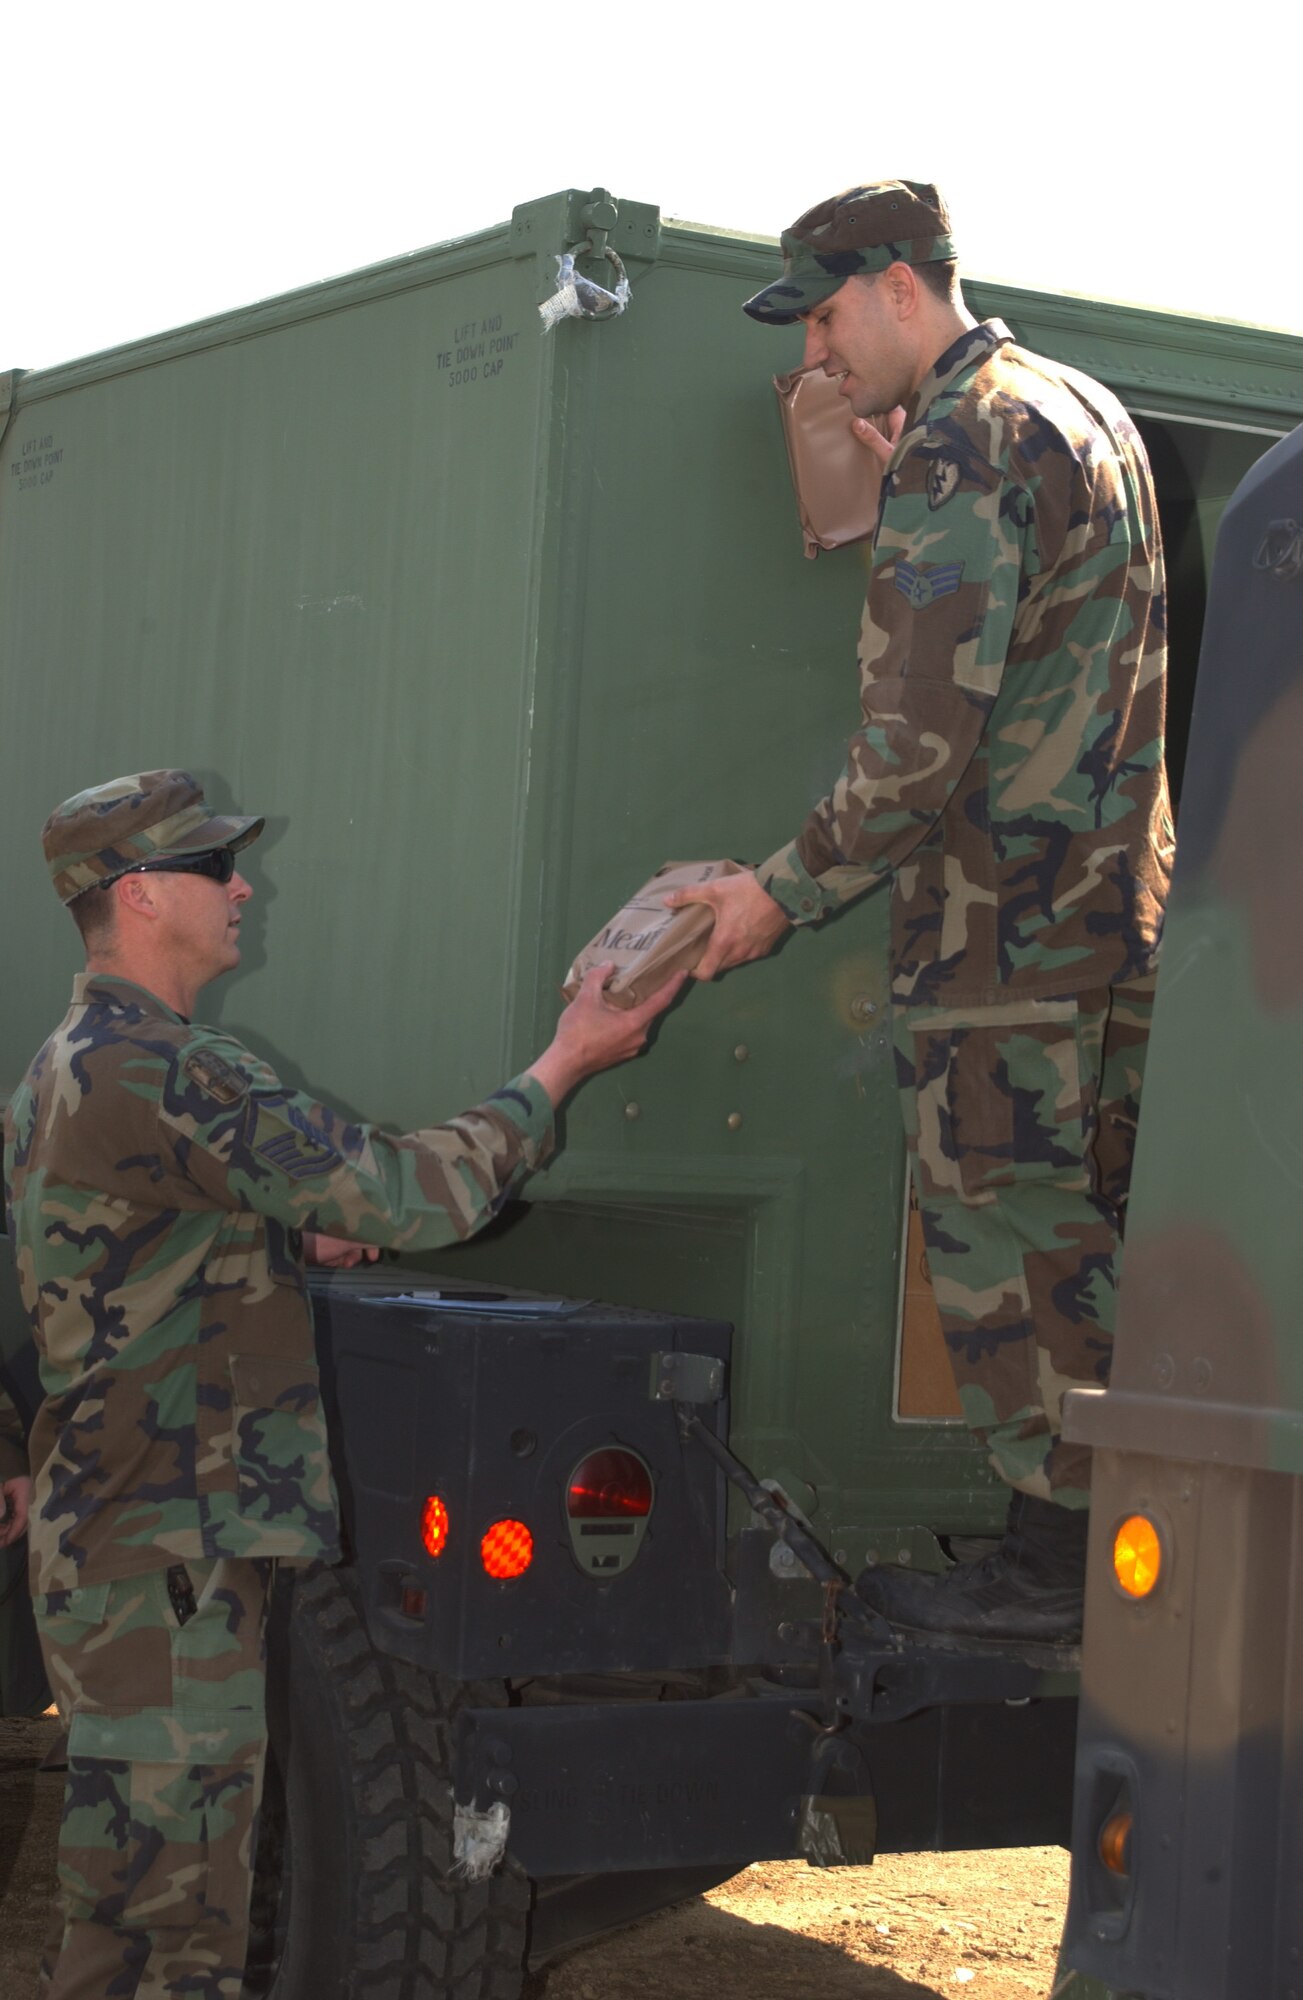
624, 1102, 640, 1121
733, 1044, 749, 1063
727, 1112, 743, 1132
850, 995, 879, 1022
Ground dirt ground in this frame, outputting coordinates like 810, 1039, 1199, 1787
1, 1714, 1069, 1999
533, 1849, 1070, 2000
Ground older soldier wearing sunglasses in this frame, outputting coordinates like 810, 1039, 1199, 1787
3, 768, 682, 2000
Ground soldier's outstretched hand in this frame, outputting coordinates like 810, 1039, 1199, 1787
528, 964, 687, 1107
664, 870, 790, 979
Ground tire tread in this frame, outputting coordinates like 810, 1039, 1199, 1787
249, 1564, 527, 2000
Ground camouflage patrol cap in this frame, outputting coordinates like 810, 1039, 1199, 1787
43, 769, 265, 904
743, 179, 955, 326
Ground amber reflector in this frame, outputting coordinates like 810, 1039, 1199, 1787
421, 1496, 450, 1559
1113, 1515, 1162, 1598
481, 1519, 534, 1580
1098, 1809, 1134, 1876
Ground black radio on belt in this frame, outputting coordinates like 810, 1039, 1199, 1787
167, 1565, 198, 1627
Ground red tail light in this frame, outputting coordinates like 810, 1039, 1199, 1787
421, 1495, 450, 1558
481, 1518, 533, 1580
567, 1447, 654, 1520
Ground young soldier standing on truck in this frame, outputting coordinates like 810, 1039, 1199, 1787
3, 767, 683, 2000
668, 179, 1172, 1649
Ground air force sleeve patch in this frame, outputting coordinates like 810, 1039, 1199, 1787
257, 1128, 344, 1181
893, 559, 966, 610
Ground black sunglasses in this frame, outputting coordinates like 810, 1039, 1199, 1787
99, 847, 237, 890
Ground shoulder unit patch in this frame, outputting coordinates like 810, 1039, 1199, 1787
893, 559, 966, 611
183, 1048, 250, 1106
925, 456, 961, 510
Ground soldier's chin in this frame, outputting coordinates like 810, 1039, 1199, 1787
847, 387, 884, 420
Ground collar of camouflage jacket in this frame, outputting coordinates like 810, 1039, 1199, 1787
73, 971, 188, 1024
900, 318, 1015, 446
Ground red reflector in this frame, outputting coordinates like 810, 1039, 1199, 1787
567, 1447, 653, 1520
481, 1519, 533, 1580
400, 1585, 428, 1620
421, 1496, 450, 1558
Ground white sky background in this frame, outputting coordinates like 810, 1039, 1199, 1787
7, 0, 1302, 372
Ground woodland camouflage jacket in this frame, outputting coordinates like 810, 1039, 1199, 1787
758, 320, 1174, 1006
3, 973, 553, 1592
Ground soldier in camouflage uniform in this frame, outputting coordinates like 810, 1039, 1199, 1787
669, 180, 1172, 1646
3, 768, 682, 1999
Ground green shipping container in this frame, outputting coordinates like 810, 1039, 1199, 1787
6, 186, 1303, 2000
3, 187, 1302, 1574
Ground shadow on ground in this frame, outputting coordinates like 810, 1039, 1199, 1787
529, 1891, 951, 2000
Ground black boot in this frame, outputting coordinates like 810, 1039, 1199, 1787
854, 1493, 1088, 1648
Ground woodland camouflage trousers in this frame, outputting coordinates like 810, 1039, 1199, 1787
33, 1557, 271, 1999
894, 978, 1156, 1507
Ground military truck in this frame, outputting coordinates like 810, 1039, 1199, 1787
2, 188, 1300, 1999
1058, 404, 1303, 1999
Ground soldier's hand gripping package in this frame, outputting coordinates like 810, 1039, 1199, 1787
564, 861, 744, 1007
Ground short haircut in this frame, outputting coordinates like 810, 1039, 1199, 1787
851, 258, 959, 305
68, 884, 116, 951
914, 258, 959, 302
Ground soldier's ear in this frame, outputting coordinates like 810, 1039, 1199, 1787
115, 873, 164, 923
884, 262, 920, 319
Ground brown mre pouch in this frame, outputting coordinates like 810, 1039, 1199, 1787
563, 860, 745, 1009
773, 365, 886, 559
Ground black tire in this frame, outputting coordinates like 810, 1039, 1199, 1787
244, 1564, 529, 2000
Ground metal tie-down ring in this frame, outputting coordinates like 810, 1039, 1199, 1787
564, 238, 629, 320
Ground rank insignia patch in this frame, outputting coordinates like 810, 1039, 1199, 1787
257, 1129, 344, 1181
926, 457, 961, 509
183, 1048, 250, 1106
894, 559, 965, 610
